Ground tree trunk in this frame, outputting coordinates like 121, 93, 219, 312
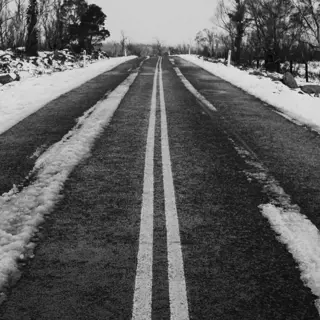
25, 0, 39, 56
25, 25, 38, 56
305, 62, 309, 82
234, 35, 241, 65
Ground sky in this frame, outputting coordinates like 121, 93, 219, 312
87, 0, 219, 46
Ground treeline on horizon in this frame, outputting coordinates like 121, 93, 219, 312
193, 0, 320, 71
0, 0, 110, 56
2, 0, 320, 72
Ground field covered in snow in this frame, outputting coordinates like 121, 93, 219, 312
179, 55, 320, 133
0, 56, 135, 136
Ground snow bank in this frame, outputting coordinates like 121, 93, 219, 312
179, 55, 320, 132
0, 70, 138, 297
0, 56, 136, 136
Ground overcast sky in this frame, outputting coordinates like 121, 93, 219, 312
87, 0, 218, 45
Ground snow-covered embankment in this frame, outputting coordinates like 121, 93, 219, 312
0, 56, 136, 136
179, 55, 320, 133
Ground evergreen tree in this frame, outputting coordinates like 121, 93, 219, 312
60, 0, 109, 53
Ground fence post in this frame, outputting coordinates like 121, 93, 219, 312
305, 62, 309, 82
83, 50, 86, 67
227, 50, 231, 66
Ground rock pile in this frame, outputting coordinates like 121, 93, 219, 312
282, 72, 298, 89
300, 85, 320, 96
0, 48, 109, 85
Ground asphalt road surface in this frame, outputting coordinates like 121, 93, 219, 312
0, 56, 319, 319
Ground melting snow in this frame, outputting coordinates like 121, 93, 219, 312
0, 70, 138, 296
228, 136, 320, 314
0, 56, 136, 136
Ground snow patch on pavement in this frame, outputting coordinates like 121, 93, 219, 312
179, 55, 320, 133
0, 71, 138, 296
228, 136, 320, 314
261, 204, 320, 312
0, 56, 136, 136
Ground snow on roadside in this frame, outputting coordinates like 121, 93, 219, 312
178, 55, 320, 133
0, 55, 136, 136
0, 70, 138, 299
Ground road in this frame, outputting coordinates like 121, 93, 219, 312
0, 56, 319, 319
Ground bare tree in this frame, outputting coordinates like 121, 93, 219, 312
195, 28, 216, 56
195, 30, 206, 54
152, 37, 164, 55
203, 28, 215, 56
37, 0, 55, 49
214, 0, 236, 49
0, 0, 13, 48
120, 30, 127, 56
12, 0, 27, 48
247, 0, 297, 70
291, 0, 320, 48
213, 0, 250, 64
216, 32, 233, 58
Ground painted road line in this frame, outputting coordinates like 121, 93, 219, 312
159, 57, 190, 319
132, 57, 160, 319
172, 65, 217, 112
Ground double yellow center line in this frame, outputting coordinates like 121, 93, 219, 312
132, 57, 189, 320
